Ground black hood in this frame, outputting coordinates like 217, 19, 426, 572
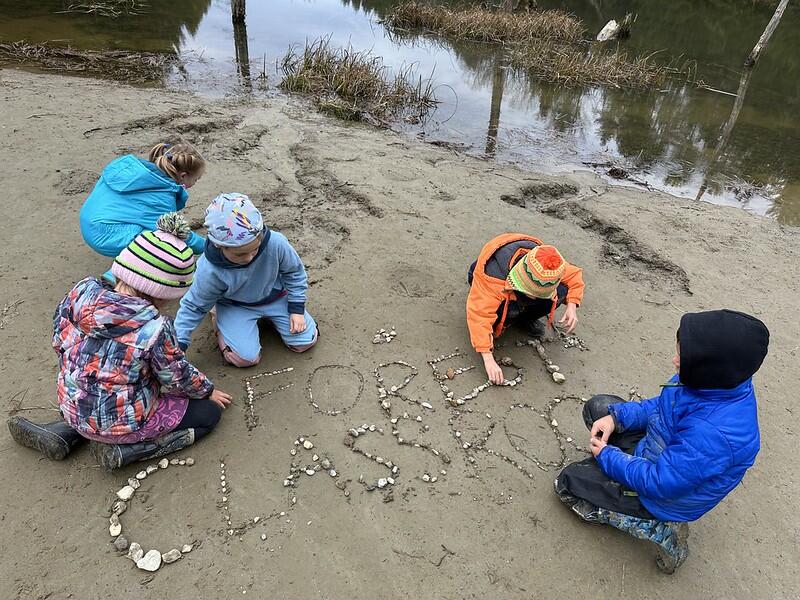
678, 309, 769, 389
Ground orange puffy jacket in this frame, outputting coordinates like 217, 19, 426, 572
466, 233, 585, 353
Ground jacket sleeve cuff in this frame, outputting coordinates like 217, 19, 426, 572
288, 302, 305, 315
608, 404, 625, 433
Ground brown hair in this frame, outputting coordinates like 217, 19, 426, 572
148, 141, 206, 183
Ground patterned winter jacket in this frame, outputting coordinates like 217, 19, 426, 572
54, 278, 214, 438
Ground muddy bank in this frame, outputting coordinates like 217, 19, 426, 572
0, 70, 798, 599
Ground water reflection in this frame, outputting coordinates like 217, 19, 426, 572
0, 0, 797, 224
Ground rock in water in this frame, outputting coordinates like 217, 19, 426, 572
162, 549, 182, 564
552, 372, 566, 384
127, 542, 144, 562
596, 19, 620, 42
113, 536, 129, 552
136, 549, 162, 572
116, 486, 135, 501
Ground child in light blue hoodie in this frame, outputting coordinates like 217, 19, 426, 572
80, 142, 207, 257
174, 193, 318, 367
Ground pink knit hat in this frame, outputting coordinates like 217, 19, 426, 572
111, 214, 196, 300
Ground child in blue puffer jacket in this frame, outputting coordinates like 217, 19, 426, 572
554, 309, 769, 573
80, 141, 207, 258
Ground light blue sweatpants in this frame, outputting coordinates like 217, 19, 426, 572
215, 295, 317, 366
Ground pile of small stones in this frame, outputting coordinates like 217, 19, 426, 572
306, 364, 364, 416
372, 327, 397, 344
112, 457, 196, 572
285, 436, 341, 486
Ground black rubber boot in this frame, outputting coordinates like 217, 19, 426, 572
7, 416, 85, 460
90, 428, 196, 471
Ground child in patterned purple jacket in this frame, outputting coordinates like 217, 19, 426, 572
7, 214, 233, 470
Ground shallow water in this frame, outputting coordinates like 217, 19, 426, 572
1, 0, 798, 223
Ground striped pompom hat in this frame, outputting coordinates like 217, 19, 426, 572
507, 244, 566, 299
111, 213, 196, 299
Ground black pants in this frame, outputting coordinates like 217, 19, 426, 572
556, 395, 654, 519
467, 261, 566, 327
175, 399, 222, 441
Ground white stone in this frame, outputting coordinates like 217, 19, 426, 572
179, 459, 186, 466
329, 469, 337, 477
162, 549, 182, 564
127, 542, 144, 562
181, 544, 193, 554
109, 522, 122, 537
546, 364, 560, 373
253, 517, 260, 523
422, 474, 431, 482
135, 470, 147, 480
112, 500, 127, 515
145, 464, 158, 474
377, 478, 388, 488
305, 469, 315, 476
566, 437, 573, 442
136, 550, 162, 572
170, 458, 180, 465
290, 448, 297, 456
312, 454, 319, 461
283, 479, 292, 487
421, 402, 433, 409
596, 19, 620, 42
158, 458, 169, 469
116, 486, 135, 501
303, 440, 314, 450
261, 533, 267, 541
551, 419, 558, 427
185, 458, 195, 466
128, 478, 140, 490
552, 372, 566, 384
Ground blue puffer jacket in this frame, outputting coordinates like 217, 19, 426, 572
79, 155, 205, 257
597, 309, 769, 522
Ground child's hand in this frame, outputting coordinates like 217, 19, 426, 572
289, 314, 307, 334
590, 437, 608, 457
558, 302, 579, 333
481, 352, 505, 385
210, 388, 233, 409
590, 415, 615, 442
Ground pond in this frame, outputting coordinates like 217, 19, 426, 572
1, 0, 798, 224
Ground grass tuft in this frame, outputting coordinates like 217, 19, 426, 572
383, 3, 585, 44
279, 37, 437, 123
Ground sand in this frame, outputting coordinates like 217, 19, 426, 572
1, 69, 798, 599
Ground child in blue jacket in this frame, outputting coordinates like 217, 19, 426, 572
174, 193, 318, 367
554, 309, 769, 573
80, 141, 207, 257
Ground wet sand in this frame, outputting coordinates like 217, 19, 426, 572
1, 70, 798, 599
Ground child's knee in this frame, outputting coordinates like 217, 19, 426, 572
222, 348, 261, 368
583, 394, 621, 427
288, 330, 318, 353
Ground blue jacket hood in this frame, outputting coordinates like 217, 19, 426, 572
101, 155, 188, 209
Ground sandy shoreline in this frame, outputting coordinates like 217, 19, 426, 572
1, 69, 798, 599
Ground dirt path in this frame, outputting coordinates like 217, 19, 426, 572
1, 70, 798, 599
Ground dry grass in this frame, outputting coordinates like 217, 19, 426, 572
57, 1, 148, 18
510, 43, 669, 89
279, 38, 437, 123
0, 42, 175, 83
383, 3, 585, 44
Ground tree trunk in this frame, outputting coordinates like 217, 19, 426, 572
232, 0, 246, 23
745, 0, 789, 67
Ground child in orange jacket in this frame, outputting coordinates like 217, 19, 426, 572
467, 233, 585, 383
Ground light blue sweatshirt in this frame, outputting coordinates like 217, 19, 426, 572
80, 155, 205, 256
174, 229, 308, 349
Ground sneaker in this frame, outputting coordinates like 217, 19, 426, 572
655, 522, 690, 574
